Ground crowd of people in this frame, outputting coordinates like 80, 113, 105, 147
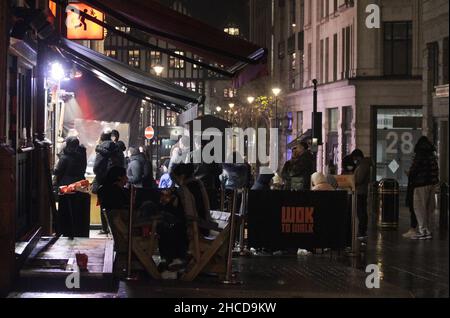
52, 130, 440, 275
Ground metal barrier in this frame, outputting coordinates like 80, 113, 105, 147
377, 179, 400, 229
125, 185, 138, 281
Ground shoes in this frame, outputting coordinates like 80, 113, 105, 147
98, 230, 110, 235
160, 270, 178, 280
402, 228, 418, 239
297, 249, 311, 256
411, 229, 433, 240
168, 258, 186, 271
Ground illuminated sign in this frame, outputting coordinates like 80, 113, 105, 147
66, 3, 104, 40
49, 0, 56, 17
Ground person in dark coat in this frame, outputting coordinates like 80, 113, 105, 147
97, 166, 130, 212
111, 129, 126, 168
342, 154, 356, 174
92, 132, 124, 234
53, 136, 87, 188
92, 132, 123, 194
352, 149, 373, 239
281, 141, 314, 191
407, 136, 439, 240
127, 147, 146, 188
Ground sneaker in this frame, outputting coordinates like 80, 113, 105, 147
402, 228, 418, 239
160, 270, 178, 280
168, 258, 186, 271
410, 231, 427, 240
297, 249, 311, 256
423, 229, 433, 240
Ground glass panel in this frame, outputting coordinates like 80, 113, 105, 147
375, 108, 423, 187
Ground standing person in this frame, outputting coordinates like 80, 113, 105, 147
126, 147, 146, 188
408, 136, 439, 240
352, 149, 373, 240
111, 129, 126, 168
53, 136, 87, 188
403, 171, 419, 238
97, 166, 130, 212
342, 153, 356, 174
281, 141, 314, 191
142, 145, 156, 188
92, 131, 123, 234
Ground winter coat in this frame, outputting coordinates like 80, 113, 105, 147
408, 152, 439, 189
281, 151, 314, 191
193, 163, 222, 210
54, 145, 87, 187
342, 154, 356, 174
127, 153, 146, 187
354, 157, 373, 195
92, 141, 123, 193
97, 183, 130, 211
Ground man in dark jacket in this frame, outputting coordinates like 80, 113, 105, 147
127, 147, 146, 188
281, 141, 314, 191
111, 129, 126, 168
54, 136, 87, 187
352, 149, 373, 239
408, 136, 439, 240
92, 132, 124, 234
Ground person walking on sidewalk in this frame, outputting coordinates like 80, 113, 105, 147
408, 136, 439, 240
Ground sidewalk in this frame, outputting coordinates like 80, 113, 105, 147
9, 207, 448, 298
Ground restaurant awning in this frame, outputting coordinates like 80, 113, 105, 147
78, 0, 268, 86
53, 38, 204, 113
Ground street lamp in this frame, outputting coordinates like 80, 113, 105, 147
228, 103, 235, 109
247, 96, 255, 104
272, 87, 281, 128
153, 65, 164, 76
216, 106, 222, 112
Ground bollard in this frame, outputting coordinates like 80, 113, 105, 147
440, 183, 449, 231
377, 179, 400, 229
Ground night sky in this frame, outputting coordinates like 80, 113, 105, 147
162, 0, 250, 38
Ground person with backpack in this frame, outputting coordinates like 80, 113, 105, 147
127, 147, 146, 188
92, 131, 124, 234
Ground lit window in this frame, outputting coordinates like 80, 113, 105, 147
115, 26, 131, 33
105, 50, 117, 58
186, 81, 196, 92
224, 27, 240, 36
169, 51, 185, 69
224, 88, 237, 98
192, 55, 202, 69
128, 50, 140, 68
150, 51, 162, 67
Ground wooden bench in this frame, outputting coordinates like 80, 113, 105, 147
106, 209, 232, 281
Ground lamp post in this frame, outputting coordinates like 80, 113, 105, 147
152, 65, 164, 169
272, 88, 281, 128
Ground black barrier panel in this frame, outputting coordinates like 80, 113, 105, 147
248, 190, 351, 249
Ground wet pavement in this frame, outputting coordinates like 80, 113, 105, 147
8, 206, 449, 298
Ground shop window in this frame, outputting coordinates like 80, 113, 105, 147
150, 51, 162, 67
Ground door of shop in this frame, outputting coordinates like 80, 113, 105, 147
373, 107, 423, 188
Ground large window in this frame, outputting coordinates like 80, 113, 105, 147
427, 42, 439, 89
342, 106, 353, 157
128, 49, 140, 68
150, 51, 162, 67
169, 51, 185, 69
327, 108, 339, 167
384, 22, 412, 76
333, 33, 338, 81
296, 111, 303, 134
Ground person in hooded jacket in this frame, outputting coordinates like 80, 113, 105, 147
407, 136, 439, 240
92, 132, 123, 194
111, 129, 126, 168
53, 136, 87, 188
127, 147, 146, 188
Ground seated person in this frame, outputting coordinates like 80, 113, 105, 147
311, 172, 335, 191
97, 166, 130, 211
171, 163, 214, 236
